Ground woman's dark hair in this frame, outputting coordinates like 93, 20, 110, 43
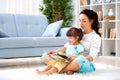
80, 9, 101, 36
66, 27, 83, 42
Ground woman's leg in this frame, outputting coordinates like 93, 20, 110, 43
61, 59, 80, 73
66, 70, 74, 75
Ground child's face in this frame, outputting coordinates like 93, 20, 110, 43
67, 36, 79, 45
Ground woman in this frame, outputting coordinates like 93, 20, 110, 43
41, 9, 101, 74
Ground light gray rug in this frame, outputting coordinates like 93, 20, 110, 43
0, 63, 120, 80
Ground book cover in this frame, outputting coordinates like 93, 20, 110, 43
105, 28, 108, 38
99, 28, 102, 37
80, 0, 88, 5
109, 28, 115, 38
112, 28, 116, 38
110, 28, 113, 38
97, 11, 102, 21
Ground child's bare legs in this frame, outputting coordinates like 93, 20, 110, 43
36, 65, 52, 74
39, 67, 58, 75
41, 56, 53, 64
37, 61, 68, 75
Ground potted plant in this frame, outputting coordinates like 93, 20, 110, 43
39, 0, 73, 27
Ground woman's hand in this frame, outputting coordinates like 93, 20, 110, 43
86, 55, 93, 61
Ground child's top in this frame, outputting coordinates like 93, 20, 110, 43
64, 42, 84, 56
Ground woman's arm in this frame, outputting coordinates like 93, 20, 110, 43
89, 36, 101, 59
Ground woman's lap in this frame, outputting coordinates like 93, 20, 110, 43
76, 55, 95, 73
42, 53, 95, 74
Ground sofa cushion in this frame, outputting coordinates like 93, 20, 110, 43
0, 14, 18, 37
0, 29, 10, 38
14, 14, 48, 37
0, 37, 67, 49
58, 27, 70, 37
34, 37, 67, 47
42, 20, 63, 37
0, 37, 36, 48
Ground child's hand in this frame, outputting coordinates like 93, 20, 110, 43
47, 50, 55, 55
67, 55, 76, 61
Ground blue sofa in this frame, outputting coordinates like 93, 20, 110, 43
0, 14, 69, 58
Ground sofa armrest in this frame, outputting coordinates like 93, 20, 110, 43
58, 27, 70, 37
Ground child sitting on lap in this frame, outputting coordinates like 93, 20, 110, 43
36, 27, 93, 75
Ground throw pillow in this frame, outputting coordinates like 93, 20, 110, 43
42, 20, 63, 37
0, 29, 10, 38
57, 27, 70, 37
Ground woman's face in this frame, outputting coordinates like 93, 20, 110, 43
67, 36, 79, 45
79, 14, 92, 32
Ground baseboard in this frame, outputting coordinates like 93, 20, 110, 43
94, 56, 120, 67
0, 57, 42, 68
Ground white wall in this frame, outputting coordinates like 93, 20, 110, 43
71, 0, 79, 27
0, 0, 79, 26
0, 0, 40, 15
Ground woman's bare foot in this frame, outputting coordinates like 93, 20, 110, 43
66, 70, 74, 75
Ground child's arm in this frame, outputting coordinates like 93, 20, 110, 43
48, 47, 66, 55
66, 54, 76, 61
55, 47, 66, 53
79, 52, 84, 55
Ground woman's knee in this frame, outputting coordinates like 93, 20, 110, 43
63, 60, 79, 72
71, 60, 80, 71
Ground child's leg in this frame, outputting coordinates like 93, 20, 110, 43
40, 61, 68, 75
36, 65, 52, 74
40, 67, 58, 75
36, 60, 58, 75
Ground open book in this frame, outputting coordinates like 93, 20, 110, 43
50, 53, 71, 62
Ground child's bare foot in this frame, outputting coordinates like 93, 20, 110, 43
36, 69, 43, 75
66, 70, 74, 75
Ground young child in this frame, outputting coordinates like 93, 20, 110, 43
36, 27, 93, 75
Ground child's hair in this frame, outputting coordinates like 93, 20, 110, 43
66, 27, 83, 42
